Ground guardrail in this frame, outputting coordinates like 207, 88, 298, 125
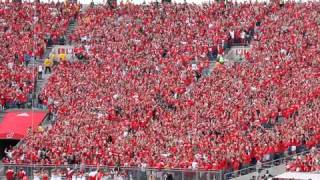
1, 164, 224, 180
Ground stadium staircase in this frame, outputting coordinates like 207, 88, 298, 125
28, 46, 53, 109
0, 111, 5, 123
231, 164, 286, 180
65, 20, 77, 45
80, 4, 90, 12
30, 9, 84, 108
0, 161, 3, 178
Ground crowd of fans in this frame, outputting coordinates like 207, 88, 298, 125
286, 147, 320, 172
0, 2, 80, 109
5, 167, 134, 180
190, 1, 320, 171
2, 1, 320, 177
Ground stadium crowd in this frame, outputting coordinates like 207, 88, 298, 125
0, 2, 80, 109
286, 147, 320, 172
2, 0, 320, 177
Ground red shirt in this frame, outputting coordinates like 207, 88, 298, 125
42, 174, 49, 180
96, 172, 104, 180
89, 176, 96, 180
6, 169, 15, 180
17, 170, 26, 179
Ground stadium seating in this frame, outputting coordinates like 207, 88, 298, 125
3, 1, 320, 175
286, 147, 320, 172
0, 2, 79, 108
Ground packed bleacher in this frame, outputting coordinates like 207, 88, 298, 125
0, 2, 80, 109
286, 147, 320, 172
2, 1, 320, 178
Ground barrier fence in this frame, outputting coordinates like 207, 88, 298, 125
2, 145, 319, 180
1, 164, 224, 180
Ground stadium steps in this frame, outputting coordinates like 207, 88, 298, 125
0, 111, 5, 124
65, 20, 77, 45
231, 164, 286, 180
80, 4, 90, 12
42, 46, 53, 60
0, 161, 3, 179
27, 45, 54, 108
33, 73, 51, 108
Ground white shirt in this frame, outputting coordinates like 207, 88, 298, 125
89, 171, 98, 178
192, 162, 198, 169
241, 31, 246, 39
7, 62, 13, 69
5, 150, 13, 159
123, 131, 128, 137
67, 48, 73, 54
192, 64, 198, 70
38, 65, 43, 72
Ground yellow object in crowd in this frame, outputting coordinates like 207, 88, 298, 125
37, 126, 44, 132
59, 53, 67, 61
49, 53, 56, 60
44, 58, 53, 67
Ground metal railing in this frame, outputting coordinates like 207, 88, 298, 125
1, 164, 224, 180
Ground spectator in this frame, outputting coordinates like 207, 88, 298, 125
38, 65, 43, 79
44, 58, 53, 74
6, 167, 15, 180
17, 168, 26, 180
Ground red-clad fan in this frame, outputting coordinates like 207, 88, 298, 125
66, 168, 74, 180
17, 168, 26, 180
6, 167, 15, 180
88, 170, 98, 180
96, 170, 104, 180
287, 147, 320, 172
42, 171, 49, 180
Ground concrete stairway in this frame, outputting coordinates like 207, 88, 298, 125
0, 161, 3, 179
27, 45, 54, 108
65, 4, 91, 45
0, 111, 5, 124
65, 20, 77, 45
231, 164, 286, 180
80, 4, 90, 12
33, 73, 51, 107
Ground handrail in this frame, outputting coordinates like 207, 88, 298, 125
2, 163, 224, 173
2, 147, 317, 180
1, 164, 225, 180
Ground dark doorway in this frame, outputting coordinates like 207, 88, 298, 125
0, 139, 19, 159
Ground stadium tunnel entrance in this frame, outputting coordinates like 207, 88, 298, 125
0, 139, 19, 159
